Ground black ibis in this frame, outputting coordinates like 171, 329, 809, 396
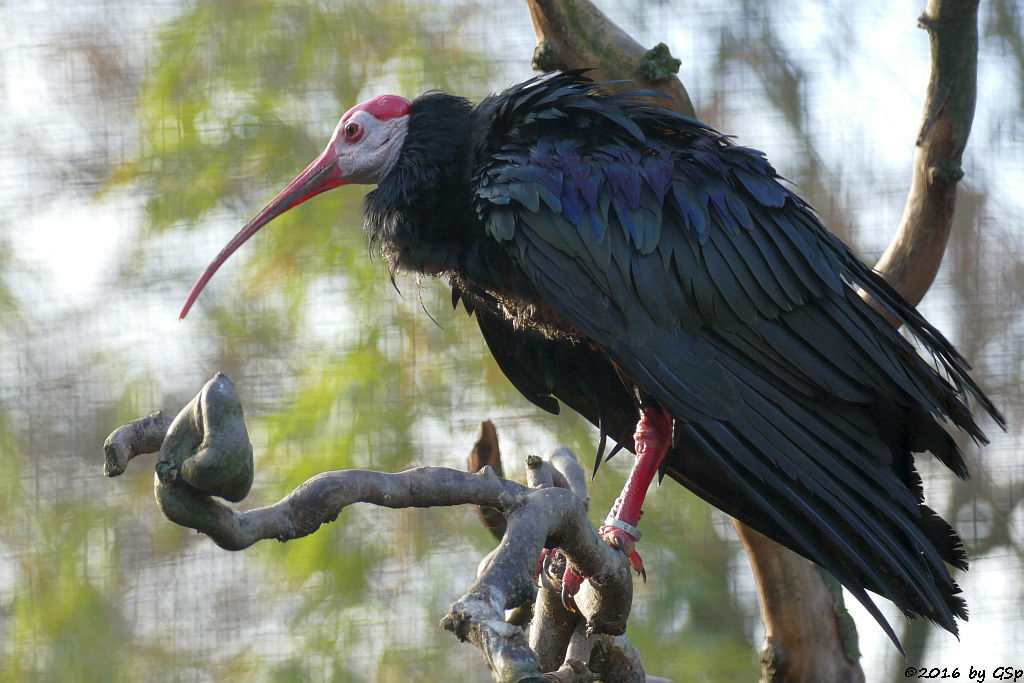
180, 71, 1004, 647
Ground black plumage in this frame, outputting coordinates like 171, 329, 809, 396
363, 72, 1004, 646
183, 70, 1004, 649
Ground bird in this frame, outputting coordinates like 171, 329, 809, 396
180, 71, 1004, 649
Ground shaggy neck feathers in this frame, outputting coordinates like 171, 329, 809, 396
363, 92, 476, 275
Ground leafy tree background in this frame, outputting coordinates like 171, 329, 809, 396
1, 1, 1022, 681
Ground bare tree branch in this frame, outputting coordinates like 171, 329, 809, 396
104, 374, 651, 681
874, 0, 979, 311
525, 0, 694, 113
468, 419, 509, 540
542, 622, 652, 683
103, 410, 172, 476
735, 523, 862, 683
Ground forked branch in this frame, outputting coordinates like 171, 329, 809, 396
104, 374, 646, 682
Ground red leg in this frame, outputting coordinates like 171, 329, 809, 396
599, 406, 673, 578
551, 406, 673, 606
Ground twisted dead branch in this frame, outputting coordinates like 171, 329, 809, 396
104, 373, 650, 681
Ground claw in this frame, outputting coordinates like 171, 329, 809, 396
561, 582, 577, 612
629, 550, 646, 582
560, 564, 583, 612
537, 548, 586, 611
534, 548, 548, 581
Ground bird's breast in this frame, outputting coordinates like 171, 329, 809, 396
450, 272, 586, 343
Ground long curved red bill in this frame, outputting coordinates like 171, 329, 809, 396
179, 144, 347, 320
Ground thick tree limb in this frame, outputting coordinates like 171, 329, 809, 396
874, 0, 980, 314
736, 523, 862, 683
525, 0, 694, 113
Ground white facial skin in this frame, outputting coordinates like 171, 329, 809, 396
329, 109, 409, 185
179, 97, 410, 319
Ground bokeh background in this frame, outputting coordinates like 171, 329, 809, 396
1, 1, 1022, 681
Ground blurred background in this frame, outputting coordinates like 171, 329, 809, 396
0, 0, 1021, 680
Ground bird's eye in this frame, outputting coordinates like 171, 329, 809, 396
344, 122, 363, 143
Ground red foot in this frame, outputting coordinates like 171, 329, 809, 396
536, 548, 584, 611
599, 523, 647, 581
560, 564, 583, 611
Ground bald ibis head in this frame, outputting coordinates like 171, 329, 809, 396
179, 94, 412, 319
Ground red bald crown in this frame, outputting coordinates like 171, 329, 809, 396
342, 95, 411, 122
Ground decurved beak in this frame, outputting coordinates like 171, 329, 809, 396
179, 143, 348, 320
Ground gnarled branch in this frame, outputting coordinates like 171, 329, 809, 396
104, 374, 648, 681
